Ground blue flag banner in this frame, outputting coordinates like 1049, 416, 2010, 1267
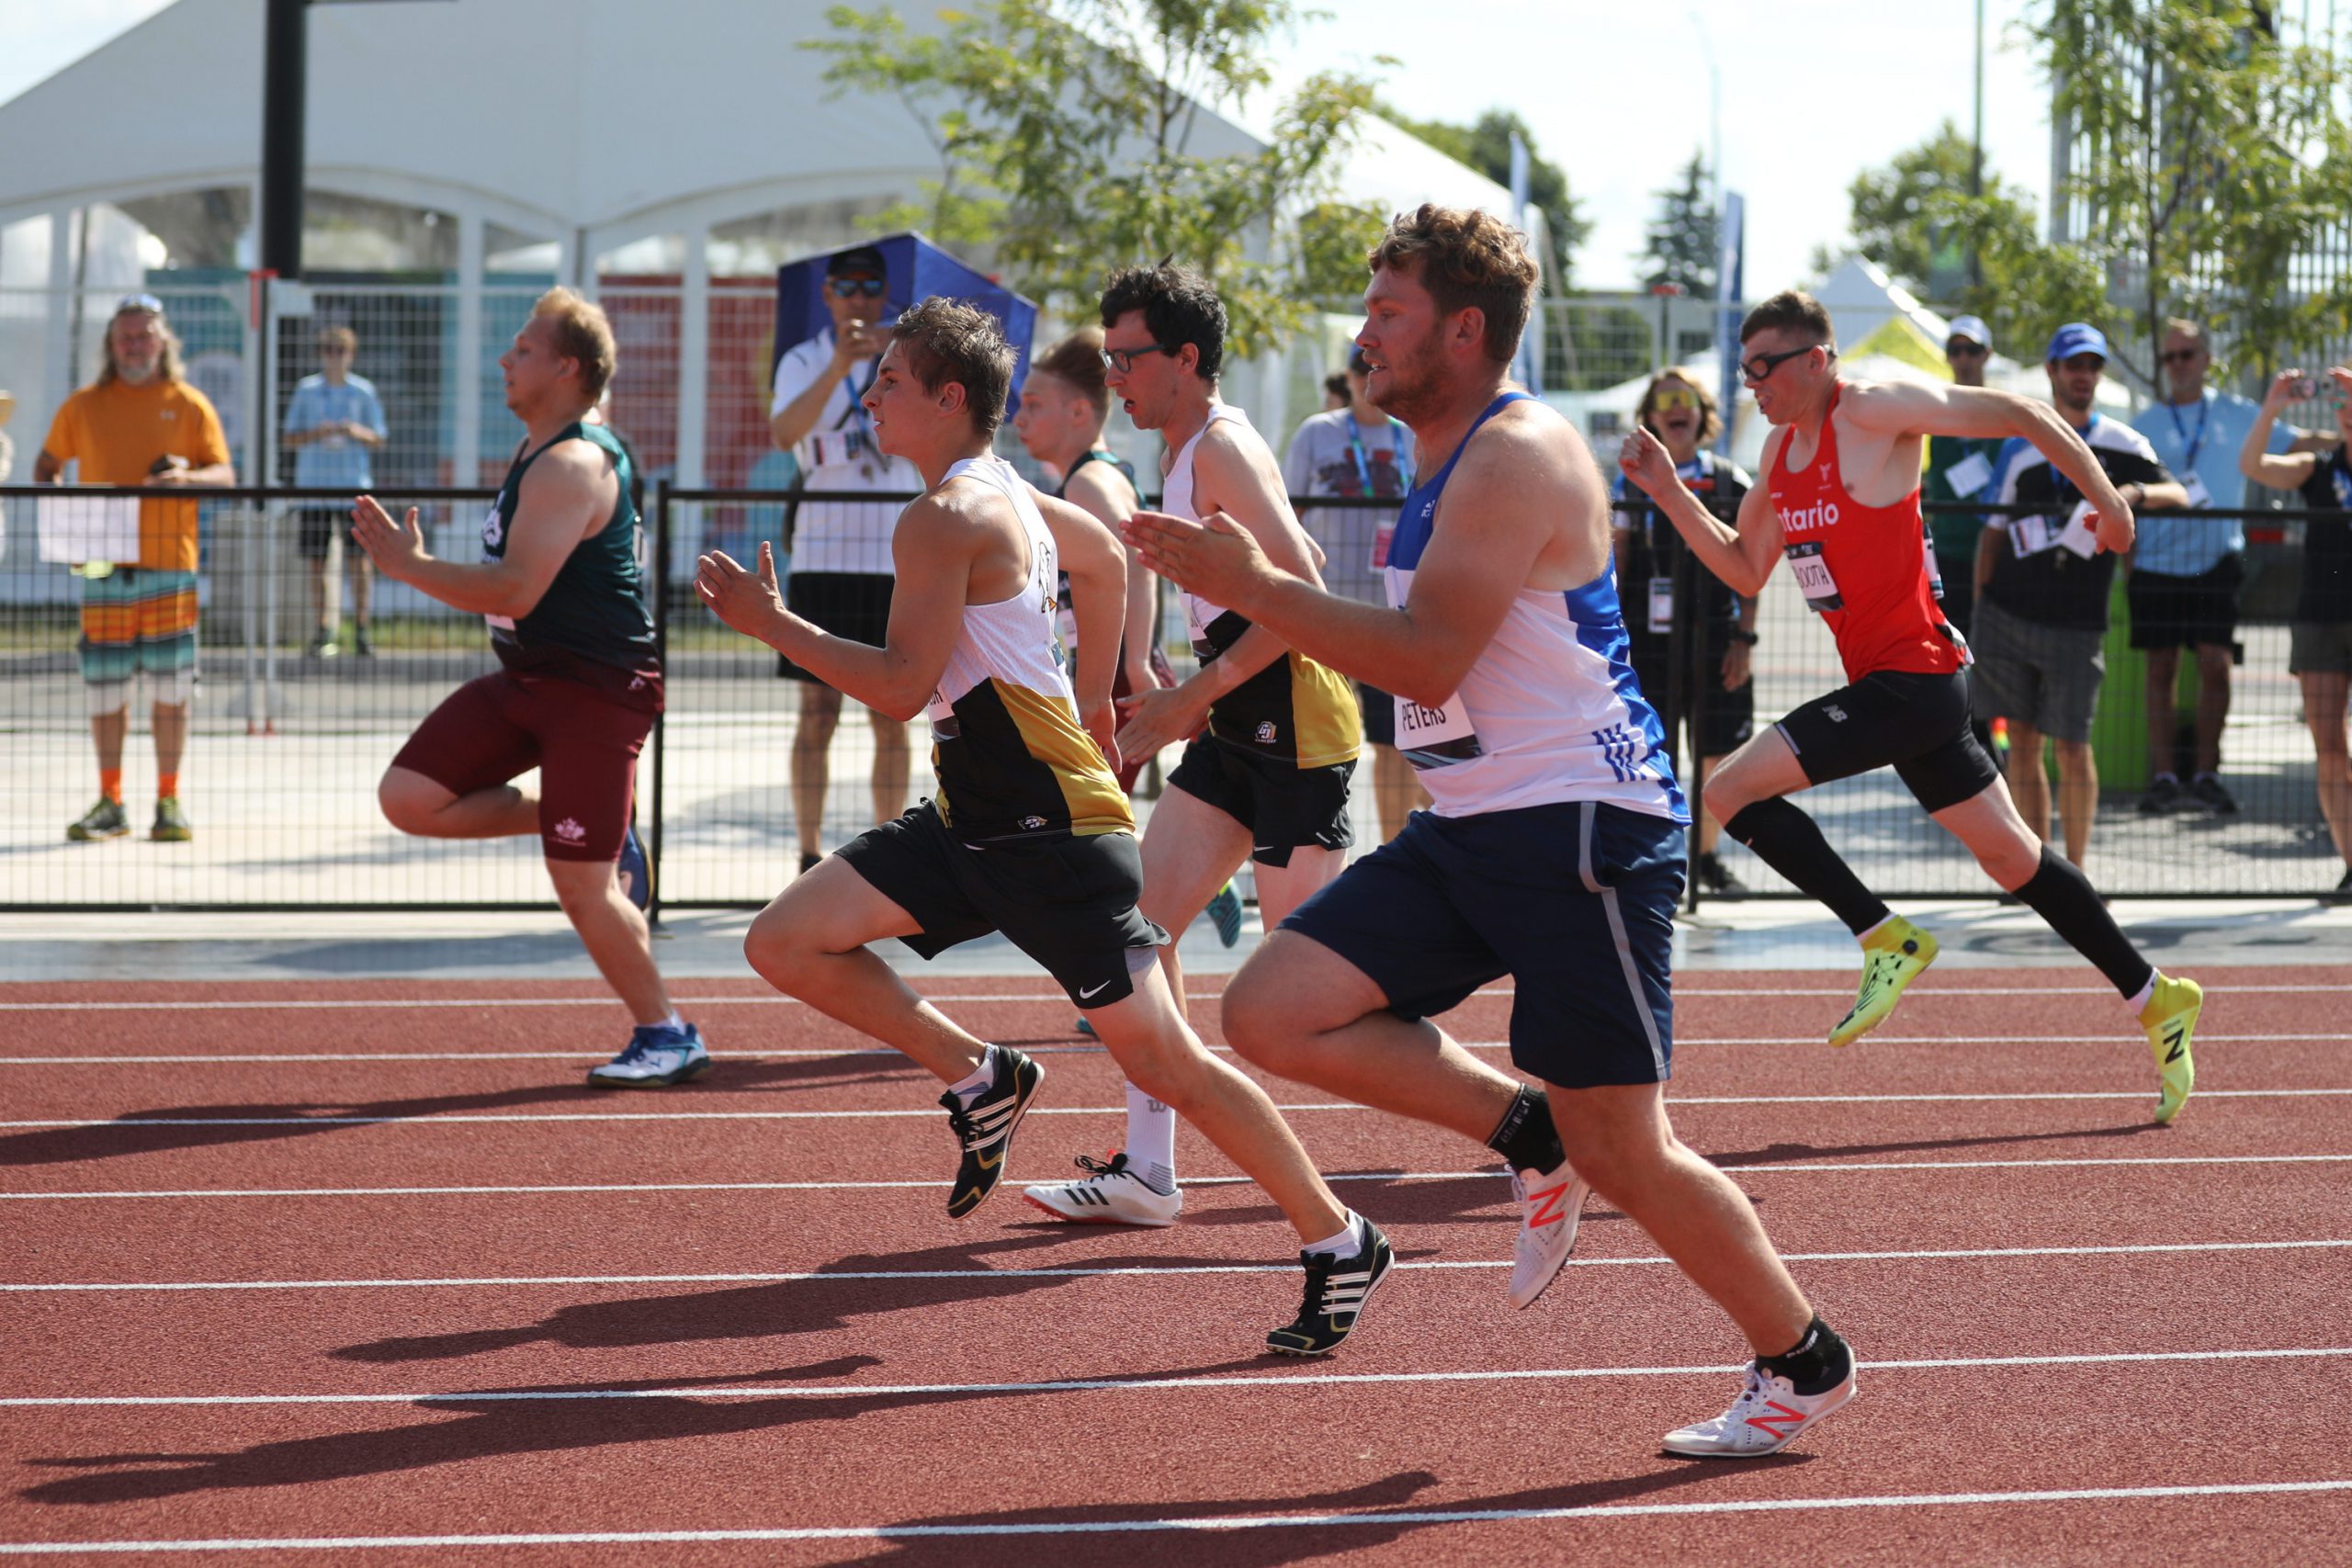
1714, 192, 1745, 458
774, 233, 1042, 414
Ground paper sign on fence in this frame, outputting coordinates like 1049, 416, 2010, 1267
36, 492, 141, 566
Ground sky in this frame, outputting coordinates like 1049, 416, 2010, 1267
0, 0, 2057, 295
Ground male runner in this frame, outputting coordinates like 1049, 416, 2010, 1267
697, 299, 1391, 1356
1619, 290, 2201, 1122
353, 288, 702, 1089
1131, 205, 1854, 1456
1023, 264, 1362, 1224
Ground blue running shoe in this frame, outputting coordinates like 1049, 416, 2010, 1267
1205, 880, 1245, 948
616, 822, 650, 911
588, 1022, 709, 1089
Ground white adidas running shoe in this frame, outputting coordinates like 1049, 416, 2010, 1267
1661, 1361, 1857, 1458
1021, 1152, 1182, 1226
1508, 1158, 1588, 1309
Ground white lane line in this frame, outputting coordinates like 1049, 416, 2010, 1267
9, 1087, 2351, 1129
6, 1478, 2351, 1553
6, 1345, 2347, 1409
4, 982, 2345, 1012
8, 1032, 2343, 1065
7, 1236, 2346, 1292
11, 1151, 2352, 1201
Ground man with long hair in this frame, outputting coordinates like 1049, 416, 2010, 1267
36, 294, 234, 843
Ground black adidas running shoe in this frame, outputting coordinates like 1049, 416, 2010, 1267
1266, 1214, 1393, 1356
940, 1048, 1045, 1220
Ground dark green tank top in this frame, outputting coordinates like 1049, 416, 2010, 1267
483, 422, 660, 698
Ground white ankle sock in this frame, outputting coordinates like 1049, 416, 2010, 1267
661, 1010, 685, 1033
1124, 1081, 1177, 1192
1303, 1214, 1361, 1259
2128, 974, 2158, 1013
947, 1044, 999, 1109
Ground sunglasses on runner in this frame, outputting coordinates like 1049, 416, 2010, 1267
1100, 343, 1174, 374
1650, 387, 1703, 412
1740, 344, 1819, 383
828, 276, 888, 299
2160, 347, 2204, 365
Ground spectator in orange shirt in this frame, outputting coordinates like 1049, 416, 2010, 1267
33, 295, 234, 843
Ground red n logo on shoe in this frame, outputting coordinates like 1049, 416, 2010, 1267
1526, 1182, 1571, 1229
1746, 1400, 1806, 1438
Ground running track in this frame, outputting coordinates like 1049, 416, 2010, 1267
2, 965, 2349, 1563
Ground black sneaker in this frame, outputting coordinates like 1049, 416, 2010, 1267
799, 851, 823, 875
352, 627, 375, 658
1266, 1215, 1394, 1356
2322, 868, 2352, 907
306, 631, 336, 660
1695, 851, 1748, 896
940, 1048, 1045, 1220
2188, 773, 2238, 815
2138, 775, 2187, 815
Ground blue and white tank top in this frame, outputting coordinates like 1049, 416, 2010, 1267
1384, 392, 1687, 824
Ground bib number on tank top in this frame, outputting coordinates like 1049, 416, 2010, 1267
1395, 691, 1483, 768
1784, 540, 1844, 613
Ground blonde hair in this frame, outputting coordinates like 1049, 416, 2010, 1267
319, 325, 357, 354
97, 307, 183, 388
531, 287, 617, 403
1031, 325, 1111, 422
1637, 367, 1722, 446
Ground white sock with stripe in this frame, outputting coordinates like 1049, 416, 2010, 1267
1124, 1080, 1177, 1193
947, 1044, 1000, 1110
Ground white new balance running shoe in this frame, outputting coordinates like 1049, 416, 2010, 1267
1021, 1152, 1182, 1227
1508, 1158, 1588, 1309
1661, 1362, 1857, 1458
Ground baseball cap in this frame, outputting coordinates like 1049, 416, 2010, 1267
1946, 315, 1991, 350
1347, 345, 1371, 375
826, 245, 887, 279
2045, 322, 2109, 364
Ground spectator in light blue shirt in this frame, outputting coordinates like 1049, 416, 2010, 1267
284, 326, 388, 657
2123, 318, 2301, 814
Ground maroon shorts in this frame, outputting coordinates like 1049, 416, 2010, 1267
392, 670, 654, 863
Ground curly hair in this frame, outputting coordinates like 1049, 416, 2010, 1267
1098, 263, 1226, 383
1367, 204, 1538, 367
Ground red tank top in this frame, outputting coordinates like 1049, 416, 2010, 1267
1768, 383, 1968, 681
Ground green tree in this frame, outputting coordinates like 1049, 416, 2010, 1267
1638, 152, 1717, 295
1380, 107, 1589, 285
807, 1, 1386, 359
2010, 0, 2352, 389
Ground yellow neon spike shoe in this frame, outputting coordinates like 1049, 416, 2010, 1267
1828, 917, 1939, 1047
2139, 975, 2201, 1125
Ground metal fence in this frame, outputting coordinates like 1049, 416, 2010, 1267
2, 474, 2346, 911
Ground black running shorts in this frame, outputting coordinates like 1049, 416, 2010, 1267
838, 801, 1168, 1010
1165, 736, 1354, 867
1773, 668, 2000, 815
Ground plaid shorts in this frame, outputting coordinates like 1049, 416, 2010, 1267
78, 568, 199, 684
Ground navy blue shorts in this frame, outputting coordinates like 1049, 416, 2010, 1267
1280, 800, 1686, 1089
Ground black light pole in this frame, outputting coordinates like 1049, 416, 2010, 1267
260, 0, 309, 282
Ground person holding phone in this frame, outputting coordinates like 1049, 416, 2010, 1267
2240, 366, 2352, 902
768, 246, 924, 872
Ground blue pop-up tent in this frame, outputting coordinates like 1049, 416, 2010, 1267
774, 232, 1041, 416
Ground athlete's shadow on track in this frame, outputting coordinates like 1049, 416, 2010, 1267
820, 1457, 1816, 1568
0, 1055, 935, 1168
1700, 1116, 2165, 1170
17, 1351, 1293, 1507
328, 1232, 1272, 1364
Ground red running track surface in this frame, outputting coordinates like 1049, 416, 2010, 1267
2, 965, 2349, 1563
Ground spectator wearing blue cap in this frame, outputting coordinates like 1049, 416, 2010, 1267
1972, 323, 2187, 865
2127, 318, 2300, 815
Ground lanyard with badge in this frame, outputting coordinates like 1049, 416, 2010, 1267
2010, 423, 2103, 561
1358, 415, 1415, 568
1645, 455, 1713, 633
2165, 395, 2215, 509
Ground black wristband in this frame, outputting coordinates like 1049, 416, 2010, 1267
1729, 628, 1758, 646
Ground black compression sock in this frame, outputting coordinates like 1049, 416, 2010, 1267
1486, 1085, 1565, 1173
1758, 1316, 1853, 1396
1721, 798, 1892, 935
2011, 846, 2156, 998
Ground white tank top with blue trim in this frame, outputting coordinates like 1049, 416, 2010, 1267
1384, 391, 1688, 824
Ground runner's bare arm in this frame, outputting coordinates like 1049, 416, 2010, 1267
1126, 418, 1555, 710
1060, 462, 1159, 691
352, 442, 607, 616
1619, 425, 1783, 597
696, 492, 968, 721
1032, 487, 1126, 728
1841, 379, 2137, 553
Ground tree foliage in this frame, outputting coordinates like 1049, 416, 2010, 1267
807, 1, 1388, 358
1638, 152, 1717, 295
2010, 0, 2352, 389
1379, 107, 1589, 286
